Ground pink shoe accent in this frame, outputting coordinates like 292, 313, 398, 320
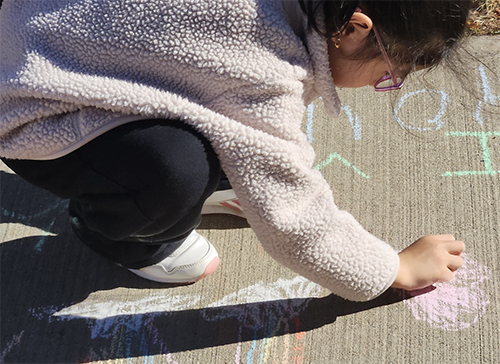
196, 256, 220, 282
220, 201, 243, 214
202, 189, 246, 218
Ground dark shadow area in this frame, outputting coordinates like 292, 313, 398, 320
1, 170, 431, 363
1, 229, 425, 362
198, 214, 250, 229
1, 171, 70, 231
1, 228, 430, 363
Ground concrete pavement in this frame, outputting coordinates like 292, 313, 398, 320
1, 35, 499, 364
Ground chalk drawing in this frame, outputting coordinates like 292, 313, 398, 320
404, 254, 491, 331
394, 89, 449, 131
234, 325, 243, 363
200, 276, 321, 364
25, 255, 494, 363
308, 102, 362, 141
203, 276, 322, 311
306, 103, 315, 143
442, 131, 500, 176
1, 197, 67, 253
475, 65, 500, 126
62, 306, 177, 361
1, 199, 68, 222
30, 276, 322, 363
54, 293, 202, 321
34, 219, 56, 252
341, 104, 362, 140
0, 331, 24, 363
47, 294, 199, 361
314, 152, 370, 179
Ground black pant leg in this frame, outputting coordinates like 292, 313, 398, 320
2, 118, 221, 268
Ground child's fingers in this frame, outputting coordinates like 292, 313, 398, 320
446, 239, 466, 255
447, 254, 464, 272
433, 234, 456, 241
440, 269, 455, 283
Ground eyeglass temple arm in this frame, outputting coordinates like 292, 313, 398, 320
372, 26, 399, 86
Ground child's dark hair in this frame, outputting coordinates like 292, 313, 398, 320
298, 0, 473, 70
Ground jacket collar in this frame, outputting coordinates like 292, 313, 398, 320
304, 9, 341, 118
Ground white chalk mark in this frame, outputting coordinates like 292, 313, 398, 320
206, 276, 322, 309
46, 276, 321, 323
201, 276, 323, 325
54, 293, 202, 320
28, 276, 323, 350
0, 331, 24, 362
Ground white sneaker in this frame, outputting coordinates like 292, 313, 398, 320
128, 231, 219, 284
201, 189, 245, 218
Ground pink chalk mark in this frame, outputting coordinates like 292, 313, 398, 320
404, 254, 491, 331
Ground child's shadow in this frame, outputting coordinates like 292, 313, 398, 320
1, 171, 425, 363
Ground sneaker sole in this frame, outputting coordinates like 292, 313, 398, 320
201, 204, 246, 218
128, 233, 220, 284
129, 255, 220, 284
194, 256, 220, 282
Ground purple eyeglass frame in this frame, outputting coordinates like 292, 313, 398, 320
372, 25, 404, 92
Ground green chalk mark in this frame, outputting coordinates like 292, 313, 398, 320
443, 131, 500, 177
441, 170, 499, 177
314, 152, 370, 179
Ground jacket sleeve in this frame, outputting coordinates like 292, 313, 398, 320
195, 85, 400, 302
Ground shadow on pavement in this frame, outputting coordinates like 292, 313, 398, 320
1, 170, 427, 363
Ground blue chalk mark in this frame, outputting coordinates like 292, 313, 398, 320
314, 152, 370, 179
442, 131, 500, 177
341, 105, 362, 140
258, 337, 267, 364
246, 325, 259, 364
306, 103, 315, 143
34, 220, 55, 252
475, 65, 500, 126
394, 89, 449, 131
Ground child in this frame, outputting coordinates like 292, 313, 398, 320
0, 0, 469, 301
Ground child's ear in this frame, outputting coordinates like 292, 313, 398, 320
332, 12, 373, 54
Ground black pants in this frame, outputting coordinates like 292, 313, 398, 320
2, 119, 224, 268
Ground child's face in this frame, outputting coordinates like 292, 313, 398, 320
328, 45, 394, 88
327, 11, 412, 90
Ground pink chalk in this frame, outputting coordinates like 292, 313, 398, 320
404, 254, 491, 331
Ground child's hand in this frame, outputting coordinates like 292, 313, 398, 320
391, 234, 465, 291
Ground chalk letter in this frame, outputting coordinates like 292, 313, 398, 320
442, 131, 500, 176
394, 89, 449, 131
475, 65, 500, 126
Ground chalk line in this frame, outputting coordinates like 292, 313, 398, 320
394, 89, 449, 132
442, 131, 500, 177
306, 103, 314, 143
314, 152, 370, 179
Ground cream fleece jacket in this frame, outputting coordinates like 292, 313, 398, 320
0, 0, 399, 301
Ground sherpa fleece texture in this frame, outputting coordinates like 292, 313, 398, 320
0, 0, 399, 301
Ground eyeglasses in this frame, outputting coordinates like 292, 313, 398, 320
372, 25, 404, 92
